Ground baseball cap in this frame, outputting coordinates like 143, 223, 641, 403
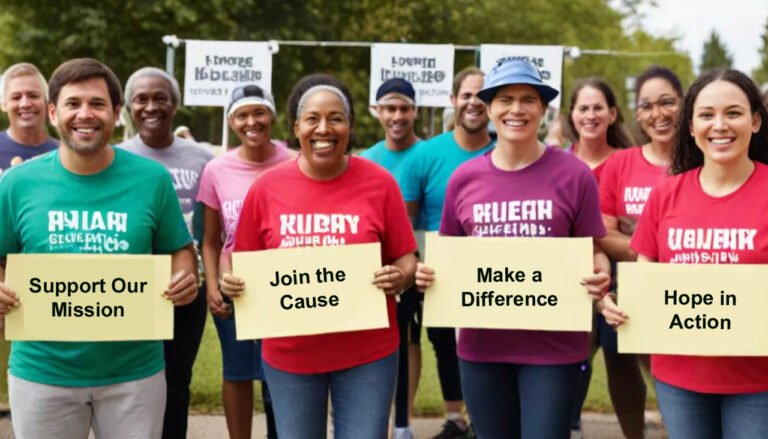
375, 78, 416, 106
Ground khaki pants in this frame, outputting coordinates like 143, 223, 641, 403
9, 370, 166, 439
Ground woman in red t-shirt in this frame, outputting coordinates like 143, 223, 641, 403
604, 69, 768, 438
220, 74, 418, 438
565, 77, 637, 436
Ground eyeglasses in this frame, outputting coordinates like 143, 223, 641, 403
636, 97, 679, 114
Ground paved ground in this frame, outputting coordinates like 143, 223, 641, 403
0, 411, 667, 438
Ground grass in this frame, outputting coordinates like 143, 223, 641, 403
190, 316, 657, 415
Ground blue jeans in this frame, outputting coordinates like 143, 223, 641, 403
655, 379, 768, 439
263, 351, 398, 439
459, 359, 581, 439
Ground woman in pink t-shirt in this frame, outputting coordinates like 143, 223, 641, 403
197, 84, 296, 439
605, 69, 768, 438
219, 74, 418, 438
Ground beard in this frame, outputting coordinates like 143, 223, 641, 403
57, 124, 110, 156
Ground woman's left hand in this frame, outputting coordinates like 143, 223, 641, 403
372, 265, 406, 296
581, 268, 611, 301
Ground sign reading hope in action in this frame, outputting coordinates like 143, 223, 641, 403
479, 44, 564, 110
184, 39, 273, 107
422, 235, 593, 331
618, 262, 768, 356
369, 43, 454, 107
4, 254, 172, 341
232, 243, 388, 339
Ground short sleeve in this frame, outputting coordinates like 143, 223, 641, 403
599, 154, 619, 217
380, 177, 417, 264
197, 163, 220, 210
573, 169, 607, 238
630, 186, 661, 260
438, 175, 464, 237
0, 176, 20, 256
153, 172, 193, 253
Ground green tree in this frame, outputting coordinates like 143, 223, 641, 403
700, 30, 733, 72
752, 16, 768, 86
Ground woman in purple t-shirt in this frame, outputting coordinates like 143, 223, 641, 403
416, 58, 610, 438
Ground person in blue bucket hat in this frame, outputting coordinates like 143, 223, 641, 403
415, 57, 611, 438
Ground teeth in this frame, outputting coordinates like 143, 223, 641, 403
312, 140, 335, 150
75, 128, 95, 133
144, 117, 160, 122
653, 122, 671, 129
504, 120, 526, 127
710, 138, 733, 145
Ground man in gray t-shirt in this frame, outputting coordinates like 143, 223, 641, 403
118, 66, 213, 439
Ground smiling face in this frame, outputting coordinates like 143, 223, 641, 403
376, 97, 417, 143
451, 74, 488, 134
488, 84, 545, 145
49, 78, 119, 155
636, 77, 681, 145
294, 90, 350, 178
229, 104, 273, 150
3, 74, 48, 133
691, 79, 760, 167
129, 75, 176, 142
571, 85, 616, 143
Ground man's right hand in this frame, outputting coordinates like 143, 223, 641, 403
0, 281, 20, 316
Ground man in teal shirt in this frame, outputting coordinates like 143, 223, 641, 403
400, 66, 495, 439
361, 78, 422, 439
0, 58, 197, 439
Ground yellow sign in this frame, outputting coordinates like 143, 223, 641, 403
232, 243, 388, 339
5, 254, 172, 341
423, 235, 593, 331
618, 262, 768, 356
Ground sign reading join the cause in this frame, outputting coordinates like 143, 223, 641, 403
369, 43, 454, 107
183, 40, 272, 107
618, 262, 768, 356
232, 243, 387, 339
479, 44, 564, 110
4, 254, 172, 341
423, 235, 592, 331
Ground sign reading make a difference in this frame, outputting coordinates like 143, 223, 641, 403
369, 43, 454, 107
423, 235, 592, 330
479, 44, 564, 110
232, 243, 388, 339
4, 254, 172, 341
184, 39, 272, 107
618, 262, 768, 356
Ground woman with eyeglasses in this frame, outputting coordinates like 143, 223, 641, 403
594, 66, 684, 438
603, 68, 768, 438
197, 84, 296, 439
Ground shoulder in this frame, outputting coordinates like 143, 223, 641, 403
115, 148, 171, 178
546, 146, 594, 178
360, 140, 386, 158
422, 131, 454, 150
174, 137, 215, 160
0, 150, 56, 183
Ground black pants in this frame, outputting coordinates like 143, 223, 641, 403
162, 284, 208, 439
395, 287, 422, 427
427, 327, 463, 402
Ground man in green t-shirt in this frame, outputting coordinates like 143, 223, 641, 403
0, 58, 197, 439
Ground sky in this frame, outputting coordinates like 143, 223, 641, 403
636, 0, 768, 75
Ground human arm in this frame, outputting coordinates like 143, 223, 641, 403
598, 214, 638, 262
201, 205, 232, 317
583, 240, 612, 300
406, 201, 420, 228
372, 252, 418, 296
165, 243, 198, 306
0, 259, 20, 317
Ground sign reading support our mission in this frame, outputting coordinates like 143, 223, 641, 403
183, 39, 272, 107
423, 235, 593, 331
232, 243, 388, 339
4, 254, 172, 341
479, 44, 564, 110
618, 262, 768, 356
369, 43, 454, 107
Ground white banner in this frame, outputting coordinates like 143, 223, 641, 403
183, 40, 272, 107
479, 45, 564, 109
369, 43, 454, 107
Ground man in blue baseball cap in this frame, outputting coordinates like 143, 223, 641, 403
361, 77, 423, 439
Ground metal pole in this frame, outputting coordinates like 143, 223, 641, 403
222, 109, 229, 150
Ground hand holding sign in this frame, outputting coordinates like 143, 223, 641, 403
0, 279, 20, 316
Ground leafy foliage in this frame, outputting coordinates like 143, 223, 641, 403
700, 30, 733, 73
